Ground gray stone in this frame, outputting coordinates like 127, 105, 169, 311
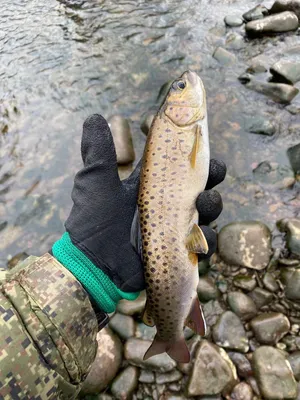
251, 313, 290, 345
156, 370, 182, 384
213, 47, 236, 65
231, 382, 253, 400
271, 0, 300, 19
124, 338, 176, 372
233, 275, 257, 291
117, 291, 146, 316
108, 115, 135, 165
203, 300, 226, 328
244, 116, 276, 136
138, 370, 155, 383
225, 32, 246, 50
218, 221, 272, 270
246, 60, 268, 74
243, 5, 269, 21
271, 61, 300, 84
213, 311, 249, 352
224, 15, 244, 27
197, 276, 221, 302
253, 346, 298, 399
111, 366, 139, 400
168, 383, 181, 392
109, 313, 135, 340
246, 11, 299, 35
263, 272, 279, 292
281, 268, 300, 301
227, 291, 257, 321
227, 352, 252, 378
249, 287, 274, 309
253, 161, 295, 185
288, 351, 300, 380
141, 112, 155, 135
96, 395, 114, 400
81, 328, 122, 395
287, 144, 300, 175
278, 218, 300, 256
135, 322, 156, 341
187, 340, 237, 396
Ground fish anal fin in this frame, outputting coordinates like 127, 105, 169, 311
190, 125, 201, 168
185, 297, 207, 336
142, 300, 155, 327
144, 335, 190, 363
186, 224, 208, 254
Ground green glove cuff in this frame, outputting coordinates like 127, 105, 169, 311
52, 232, 140, 313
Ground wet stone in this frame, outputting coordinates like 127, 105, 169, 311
218, 221, 272, 270
212, 311, 249, 352
156, 370, 182, 384
246, 11, 299, 35
287, 144, 300, 175
233, 275, 257, 291
135, 322, 156, 341
263, 272, 279, 292
227, 352, 252, 378
124, 338, 176, 372
288, 351, 300, 380
270, 0, 300, 20
203, 300, 226, 328
244, 116, 276, 136
187, 340, 237, 397
213, 47, 236, 65
231, 382, 253, 400
225, 32, 246, 50
109, 313, 135, 340
117, 291, 146, 316
111, 366, 139, 400
197, 276, 221, 302
253, 346, 298, 399
224, 15, 244, 27
249, 287, 274, 309
243, 5, 269, 21
281, 268, 300, 301
227, 291, 257, 321
278, 218, 300, 257
139, 370, 155, 383
271, 61, 300, 85
246, 60, 268, 74
251, 313, 290, 345
253, 162, 295, 185
108, 115, 135, 165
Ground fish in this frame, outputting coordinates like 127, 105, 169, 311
137, 70, 210, 363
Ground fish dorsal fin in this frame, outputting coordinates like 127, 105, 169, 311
190, 125, 201, 168
185, 224, 208, 254
185, 296, 207, 336
142, 300, 155, 327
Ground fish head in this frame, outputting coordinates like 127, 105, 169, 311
163, 70, 206, 127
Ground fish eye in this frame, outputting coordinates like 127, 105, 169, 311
177, 81, 186, 90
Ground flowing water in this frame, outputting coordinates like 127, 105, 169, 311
0, 0, 299, 265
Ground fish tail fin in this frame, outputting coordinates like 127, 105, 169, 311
143, 335, 190, 363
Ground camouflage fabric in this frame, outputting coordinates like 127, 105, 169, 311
0, 253, 98, 399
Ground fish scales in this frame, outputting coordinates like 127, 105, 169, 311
138, 71, 210, 363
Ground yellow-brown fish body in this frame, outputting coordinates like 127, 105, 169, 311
138, 71, 210, 363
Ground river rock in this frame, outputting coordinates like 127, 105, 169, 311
226, 32, 246, 50
213, 47, 236, 65
249, 287, 274, 309
251, 313, 290, 345
187, 340, 237, 396
253, 346, 298, 399
141, 112, 155, 135
224, 15, 244, 27
287, 143, 300, 175
233, 275, 257, 291
227, 291, 257, 321
135, 322, 156, 340
253, 161, 295, 186
108, 115, 135, 165
228, 352, 252, 378
244, 115, 276, 136
271, 0, 300, 19
109, 313, 135, 339
281, 268, 300, 300
124, 338, 176, 372
271, 61, 300, 84
263, 272, 279, 292
139, 369, 155, 383
243, 5, 269, 21
246, 11, 299, 35
288, 351, 300, 380
213, 311, 249, 352
203, 299, 226, 328
156, 370, 182, 384
111, 366, 139, 400
117, 291, 146, 316
278, 218, 300, 256
231, 382, 253, 400
81, 328, 122, 395
218, 221, 272, 270
197, 276, 221, 302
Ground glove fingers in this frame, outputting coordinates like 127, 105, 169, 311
205, 159, 226, 190
197, 190, 223, 225
199, 225, 217, 260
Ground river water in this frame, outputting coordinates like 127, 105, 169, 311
0, 0, 299, 265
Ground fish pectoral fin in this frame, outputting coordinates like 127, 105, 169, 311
185, 224, 208, 254
144, 334, 190, 363
190, 124, 201, 168
142, 301, 155, 327
185, 297, 207, 337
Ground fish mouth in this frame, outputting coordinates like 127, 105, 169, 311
182, 70, 199, 86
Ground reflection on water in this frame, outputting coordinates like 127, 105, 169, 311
0, 0, 299, 264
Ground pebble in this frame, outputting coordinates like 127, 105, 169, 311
270, 0, 300, 19
197, 276, 221, 302
140, 112, 155, 135
263, 272, 279, 292
281, 267, 300, 301
138, 370, 155, 383
224, 15, 244, 27
243, 5, 269, 21
253, 346, 298, 399
287, 144, 300, 175
187, 340, 237, 397
227, 352, 252, 378
212, 311, 249, 352
288, 351, 300, 380
111, 366, 139, 400
124, 338, 176, 372
249, 287, 274, 309
278, 218, 300, 257
231, 382, 253, 400
156, 370, 182, 384
271, 61, 300, 85
250, 313, 290, 345
227, 291, 257, 321
233, 275, 257, 291
213, 47, 236, 65
168, 382, 181, 392
81, 328, 122, 395
135, 322, 156, 340
109, 313, 135, 340
245, 11, 299, 35
218, 221, 272, 270
108, 115, 135, 165
117, 291, 146, 316
203, 299, 226, 328
244, 115, 276, 136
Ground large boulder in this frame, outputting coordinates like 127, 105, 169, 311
246, 11, 299, 35
270, 0, 300, 19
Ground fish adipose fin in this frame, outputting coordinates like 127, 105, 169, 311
190, 125, 201, 168
142, 300, 155, 327
185, 224, 208, 254
185, 297, 207, 336
143, 335, 190, 363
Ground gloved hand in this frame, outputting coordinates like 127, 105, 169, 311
52, 114, 226, 314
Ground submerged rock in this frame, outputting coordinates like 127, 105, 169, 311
243, 5, 269, 21
245, 11, 299, 35
218, 221, 272, 270
270, 0, 300, 19
213, 47, 236, 65
278, 218, 300, 256
227, 291, 257, 321
253, 161, 295, 186
226, 32, 246, 50
244, 115, 276, 136
187, 340, 237, 396
108, 115, 135, 165
224, 15, 244, 27
271, 61, 300, 84
287, 143, 300, 175
250, 313, 290, 345
111, 366, 139, 400
253, 346, 298, 399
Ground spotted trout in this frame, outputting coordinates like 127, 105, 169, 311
138, 70, 210, 363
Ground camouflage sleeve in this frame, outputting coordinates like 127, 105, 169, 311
0, 253, 98, 400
